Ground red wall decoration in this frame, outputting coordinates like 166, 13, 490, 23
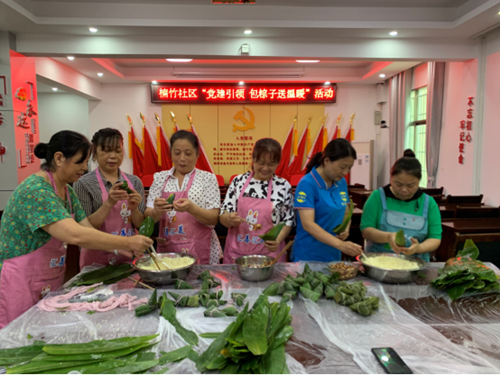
151, 82, 337, 104
458, 96, 473, 165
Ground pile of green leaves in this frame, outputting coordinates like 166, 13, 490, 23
71, 263, 134, 286
431, 240, 500, 300
1, 335, 160, 374
196, 295, 293, 374
263, 263, 379, 316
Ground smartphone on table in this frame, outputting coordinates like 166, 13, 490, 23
371, 347, 413, 374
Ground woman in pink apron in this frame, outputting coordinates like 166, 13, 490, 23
145, 130, 222, 265
0, 131, 153, 328
220, 138, 294, 264
74, 128, 147, 269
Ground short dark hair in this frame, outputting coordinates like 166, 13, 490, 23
34, 130, 91, 171
91, 128, 124, 159
391, 149, 422, 180
171, 130, 199, 154
305, 138, 357, 174
252, 138, 282, 166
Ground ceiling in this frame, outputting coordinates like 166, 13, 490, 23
2, 0, 500, 89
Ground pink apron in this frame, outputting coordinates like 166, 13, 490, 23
156, 170, 212, 264
0, 171, 72, 328
223, 172, 286, 264
79, 170, 135, 270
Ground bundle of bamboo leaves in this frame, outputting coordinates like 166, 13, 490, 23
263, 263, 379, 316
71, 264, 134, 286
1, 335, 161, 374
196, 295, 293, 374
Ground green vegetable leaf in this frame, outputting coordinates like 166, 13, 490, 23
26, 334, 33, 340
243, 297, 269, 355
86, 311, 96, 315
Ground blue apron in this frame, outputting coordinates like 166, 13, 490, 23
365, 188, 430, 262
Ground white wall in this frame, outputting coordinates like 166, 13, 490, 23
88, 83, 160, 173
437, 60, 478, 196
38, 93, 91, 143
324, 83, 383, 188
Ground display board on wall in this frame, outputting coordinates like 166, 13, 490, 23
152, 82, 337, 104
161, 104, 325, 182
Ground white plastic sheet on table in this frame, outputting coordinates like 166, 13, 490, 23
0, 261, 499, 374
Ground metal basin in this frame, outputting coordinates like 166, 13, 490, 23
132, 253, 198, 285
235, 255, 275, 282
356, 253, 426, 284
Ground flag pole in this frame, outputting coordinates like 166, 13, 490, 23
154, 113, 162, 166
170, 111, 178, 133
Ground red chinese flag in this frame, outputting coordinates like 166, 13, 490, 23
275, 122, 294, 178
131, 127, 144, 178
331, 125, 339, 140
159, 126, 172, 171
284, 124, 308, 181
190, 124, 214, 174
302, 125, 325, 174
143, 126, 161, 175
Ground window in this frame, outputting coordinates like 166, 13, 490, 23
406, 86, 427, 188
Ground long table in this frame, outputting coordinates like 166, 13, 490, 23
1, 262, 499, 374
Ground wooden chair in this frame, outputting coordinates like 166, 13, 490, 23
141, 174, 155, 189
348, 183, 365, 190
445, 194, 483, 206
421, 187, 444, 196
451, 232, 500, 267
455, 206, 500, 219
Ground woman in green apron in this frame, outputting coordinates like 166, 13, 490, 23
361, 150, 442, 262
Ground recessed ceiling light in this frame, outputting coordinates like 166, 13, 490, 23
244, 30, 252, 35
239, 81, 245, 85
97, 72, 103, 77
52, 87, 58, 91
152, 80, 158, 84
389, 31, 398, 36
89, 27, 98, 33
325, 81, 331, 85
166, 58, 193, 62
67, 56, 75, 61
296, 60, 320, 63
379, 74, 386, 78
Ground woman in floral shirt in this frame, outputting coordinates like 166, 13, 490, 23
0, 130, 153, 328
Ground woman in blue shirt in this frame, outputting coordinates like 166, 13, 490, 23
292, 138, 363, 262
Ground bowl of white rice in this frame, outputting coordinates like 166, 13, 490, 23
356, 253, 426, 284
133, 253, 198, 285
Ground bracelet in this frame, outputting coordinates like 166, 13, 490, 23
114, 249, 119, 256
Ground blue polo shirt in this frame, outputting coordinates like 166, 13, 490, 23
291, 166, 349, 262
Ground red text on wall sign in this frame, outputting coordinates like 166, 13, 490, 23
151, 83, 337, 104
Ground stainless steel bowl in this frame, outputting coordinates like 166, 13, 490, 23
235, 255, 275, 282
356, 253, 426, 284
132, 253, 198, 285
